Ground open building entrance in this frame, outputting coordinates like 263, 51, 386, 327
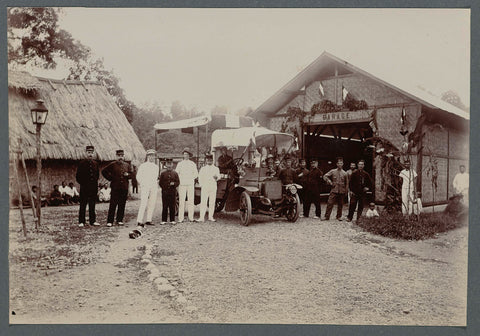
303, 122, 374, 196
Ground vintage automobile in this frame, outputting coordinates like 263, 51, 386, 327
199, 127, 302, 226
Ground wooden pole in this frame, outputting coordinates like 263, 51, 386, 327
196, 127, 200, 168
36, 124, 42, 227
18, 139, 37, 223
13, 156, 27, 237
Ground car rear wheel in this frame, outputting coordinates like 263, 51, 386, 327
239, 191, 252, 226
286, 194, 300, 222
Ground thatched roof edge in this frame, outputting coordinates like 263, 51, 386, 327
9, 70, 146, 163
8, 71, 42, 93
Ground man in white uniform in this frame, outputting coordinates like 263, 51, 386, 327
453, 164, 469, 205
197, 153, 220, 222
399, 161, 418, 215
136, 149, 159, 226
175, 148, 198, 222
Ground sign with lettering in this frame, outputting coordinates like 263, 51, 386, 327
308, 110, 372, 125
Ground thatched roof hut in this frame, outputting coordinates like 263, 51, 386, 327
9, 70, 145, 162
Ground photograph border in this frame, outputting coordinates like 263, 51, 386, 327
1, 1, 478, 335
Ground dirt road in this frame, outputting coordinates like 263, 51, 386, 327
9, 200, 467, 325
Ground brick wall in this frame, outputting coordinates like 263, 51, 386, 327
420, 125, 469, 204
449, 128, 469, 160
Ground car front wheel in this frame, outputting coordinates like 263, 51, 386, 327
286, 194, 300, 222
239, 191, 252, 226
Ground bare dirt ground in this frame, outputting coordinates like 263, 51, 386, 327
9, 198, 467, 325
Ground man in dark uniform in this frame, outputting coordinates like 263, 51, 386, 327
76, 145, 99, 227
217, 147, 234, 174
102, 149, 132, 227
278, 156, 296, 185
159, 158, 180, 224
295, 158, 309, 213
303, 158, 323, 219
347, 159, 373, 222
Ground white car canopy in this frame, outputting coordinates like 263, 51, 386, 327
211, 127, 295, 153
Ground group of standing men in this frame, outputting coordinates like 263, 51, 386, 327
75, 145, 221, 229
75, 144, 467, 228
291, 157, 373, 222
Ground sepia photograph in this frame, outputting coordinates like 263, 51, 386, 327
7, 7, 470, 326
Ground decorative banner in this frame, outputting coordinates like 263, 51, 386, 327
400, 106, 408, 136
342, 86, 349, 101
225, 114, 240, 128
369, 109, 378, 135
318, 82, 325, 96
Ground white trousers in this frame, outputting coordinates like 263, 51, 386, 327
178, 184, 195, 221
401, 187, 416, 215
137, 184, 158, 223
199, 187, 217, 221
461, 189, 469, 205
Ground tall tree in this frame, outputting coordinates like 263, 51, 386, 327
8, 7, 136, 123
169, 101, 201, 120
210, 105, 228, 115
8, 7, 89, 68
132, 102, 170, 150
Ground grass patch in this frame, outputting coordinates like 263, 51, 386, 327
356, 211, 466, 240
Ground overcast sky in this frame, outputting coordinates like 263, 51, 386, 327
35, 8, 470, 114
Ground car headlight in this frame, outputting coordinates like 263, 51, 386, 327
288, 185, 297, 195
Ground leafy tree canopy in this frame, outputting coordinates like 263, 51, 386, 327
8, 7, 90, 69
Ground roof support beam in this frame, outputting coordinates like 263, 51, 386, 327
314, 125, 327, 137
329, 125, 337, 139
62, 80, 72, 94
348, 128, 359, 140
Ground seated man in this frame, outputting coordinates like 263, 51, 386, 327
265, 154, 277, 178
64, 182, 80, 203
217, 147, 234, 174
49, 185, 64, 206
58, 181, 69, 204
98, 184, 111, 202
365, 202, 380, 218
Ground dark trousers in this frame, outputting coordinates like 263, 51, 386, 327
324, 192, 345, 219
79, 185, 97, 224
107, 188, 128, 223
348, 193, 367, 220
298, 188, 306, 204
303, 190, 321, 217
162, 192, 176, 222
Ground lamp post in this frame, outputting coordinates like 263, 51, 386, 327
30, 99, 48, 226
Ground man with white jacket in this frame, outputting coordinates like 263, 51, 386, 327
175, 148, 198, 222
136, 149, 159, 227
197, 153, 220, 222
453, 164, 469, 205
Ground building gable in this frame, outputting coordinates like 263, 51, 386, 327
274, 72, 414, 117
